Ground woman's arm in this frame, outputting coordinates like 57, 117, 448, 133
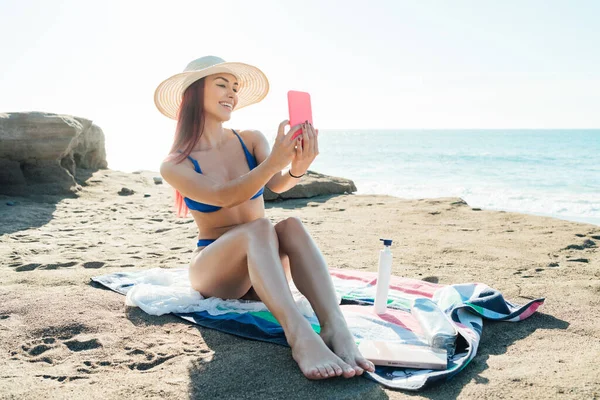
161, 121, 299, 208
247, 123, 318, 194
160, 157, 279, 208
247, 130, 302, 194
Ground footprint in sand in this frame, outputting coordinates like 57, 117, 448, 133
14, 323, 102, 364
82, 261, 105, 269
77, 345, 206, 375
77, 360, 115, 374
562, 239, 596, 251
127, 353, 177, 371
42, 261, 78, 270
14, 262, 78, 272
35, 374, 89, 383
552, 238, 596, 266
14, 263, 42, 272
63, 338, 102, 352
89, 342, 212, 373
19, 337, 57, 359
566, 258, 590, 263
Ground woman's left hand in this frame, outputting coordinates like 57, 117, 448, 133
290, 122, 319, 176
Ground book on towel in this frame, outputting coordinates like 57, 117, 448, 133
358, 340, 447, 370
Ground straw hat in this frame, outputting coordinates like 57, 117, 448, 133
154, 55, 269, 120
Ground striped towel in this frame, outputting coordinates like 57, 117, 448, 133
92, 268, 543, 391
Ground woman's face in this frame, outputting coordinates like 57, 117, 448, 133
203, 73, 239, 122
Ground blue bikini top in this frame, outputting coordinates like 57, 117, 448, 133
179, 129, 264, 213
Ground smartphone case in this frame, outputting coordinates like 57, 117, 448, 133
287, 90, 313, 140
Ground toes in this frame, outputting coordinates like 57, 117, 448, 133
342, 365, 356, 378
331, 363, 344, 377
317, 365, 329, 378
359, 358, 375, 372
337, 359, 356, 378
304, 367, 321, 380
337, 355, 361, 378
353, 365, 365, 375
324, 363, 335, 378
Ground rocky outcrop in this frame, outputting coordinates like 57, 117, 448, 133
264, 170, 357, 201
0, 112, 108, 195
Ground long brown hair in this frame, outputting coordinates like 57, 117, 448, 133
169, 78, 206, 217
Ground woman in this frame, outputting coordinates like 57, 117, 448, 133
156, 56, 374, 380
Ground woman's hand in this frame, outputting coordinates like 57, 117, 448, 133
290, 122, 319, 176
266, 120, 302, 171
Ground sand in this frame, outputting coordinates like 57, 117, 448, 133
1, 169, 599, 399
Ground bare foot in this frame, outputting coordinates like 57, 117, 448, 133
287, 321, 356, 380
320, 319, 376, 376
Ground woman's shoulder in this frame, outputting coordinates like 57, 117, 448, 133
235, 129, 267, 147
233, 129, 266, 152
160, 152, 190, 174
162, 152, 182, 165
234, 128, 264, 139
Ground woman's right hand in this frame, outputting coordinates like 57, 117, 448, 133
266, 120, 303, 171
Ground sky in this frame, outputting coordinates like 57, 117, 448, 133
1, 0, 599, 171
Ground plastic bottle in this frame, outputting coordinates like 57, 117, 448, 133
374, 239, 393, 314
411, 298, 457, 357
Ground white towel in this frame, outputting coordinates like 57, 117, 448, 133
123, 267, 322, 318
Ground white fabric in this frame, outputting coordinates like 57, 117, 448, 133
124, 267, 322, 318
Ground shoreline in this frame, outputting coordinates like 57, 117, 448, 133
111, 167, 600, 228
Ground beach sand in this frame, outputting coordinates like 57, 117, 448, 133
1, 169, 599, 399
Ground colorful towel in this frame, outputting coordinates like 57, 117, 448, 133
92, 268, 543, 391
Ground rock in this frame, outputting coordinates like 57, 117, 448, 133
263, 188, 279, 201
582, 239, 596, 248
118, 187, 134, 196
264, 170, 357, 201
450, 199, 469, 206
0, 112, 108, 195
153, 177, 163, 185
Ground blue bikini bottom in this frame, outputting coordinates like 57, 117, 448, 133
197, 239, 216, 248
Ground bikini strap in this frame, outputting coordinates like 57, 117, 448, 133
176, 150, 202, 173
232, 129, 257, 169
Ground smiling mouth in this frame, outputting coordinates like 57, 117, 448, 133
219, 102, 233, 111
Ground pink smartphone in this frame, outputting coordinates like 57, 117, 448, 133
357, 340, 447, 370
288, 90, 313, 140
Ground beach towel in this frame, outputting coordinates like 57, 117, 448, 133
92, 268, 543, 391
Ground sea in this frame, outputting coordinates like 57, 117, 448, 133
308, 129, 600, 226
110, 129, 600, 226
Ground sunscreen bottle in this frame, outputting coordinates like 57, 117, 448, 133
374, 239, 393, 315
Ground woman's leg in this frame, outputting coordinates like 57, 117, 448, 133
188, 218, 356, 379
274, 217, 375, 375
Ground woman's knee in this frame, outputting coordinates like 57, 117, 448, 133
275, 217, 308, 252
245, 217, 278, 245
275, 216, 305, 237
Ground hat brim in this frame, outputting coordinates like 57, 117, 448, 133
154, 62, 269, 120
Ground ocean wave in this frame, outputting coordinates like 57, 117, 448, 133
354, 180, 600, 225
